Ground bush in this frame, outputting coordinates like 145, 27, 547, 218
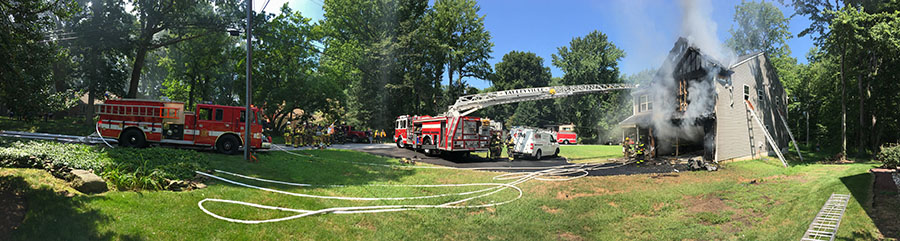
104, 147, 209, 185
876, 143, 900, 169
0, 138, 208, 191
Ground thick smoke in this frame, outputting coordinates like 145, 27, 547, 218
645, 0, 737, 154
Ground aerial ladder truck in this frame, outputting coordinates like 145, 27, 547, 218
393, 83, 637, 156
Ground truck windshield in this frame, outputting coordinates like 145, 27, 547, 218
464, 121, 477, 134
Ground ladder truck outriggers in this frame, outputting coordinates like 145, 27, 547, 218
96, 99, 272, 154
394, 83, 636, 156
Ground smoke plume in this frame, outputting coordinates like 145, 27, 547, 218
644, 0, 737, 153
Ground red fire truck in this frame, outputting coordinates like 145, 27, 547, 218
393, 115, 490, 155
395, 84, 635, 157
553, 124, 578, 145
96, 99, 271, 154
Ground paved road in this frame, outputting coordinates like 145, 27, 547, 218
265, 143, 684, 176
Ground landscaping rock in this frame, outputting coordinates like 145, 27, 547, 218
70, 169, 107, 194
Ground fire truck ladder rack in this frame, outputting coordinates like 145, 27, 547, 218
745, 100, 788, 167
95, 104, 178, 119
801, 193, 851, 241
446, 83, 637, 117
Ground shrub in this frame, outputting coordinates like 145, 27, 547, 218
0, 138, 208, 191
876, 143, 900, 169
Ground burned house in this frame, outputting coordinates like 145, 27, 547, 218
619, 38, 790, 162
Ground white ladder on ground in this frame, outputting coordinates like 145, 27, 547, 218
800, 193, 851, 241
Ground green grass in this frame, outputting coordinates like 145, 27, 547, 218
1, 148, 893, 240
559, 145, 623, 163
0, 116, 95, 136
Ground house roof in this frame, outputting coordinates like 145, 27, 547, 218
618, 112, 652, 127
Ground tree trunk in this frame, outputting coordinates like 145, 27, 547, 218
840, 50, 847, 158
86, 87, 95, 124
188, 75, 196, 111
127, 46, 149, 98
857, 74, 865, 154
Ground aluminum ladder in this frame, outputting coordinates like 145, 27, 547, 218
800, 193, 851, 241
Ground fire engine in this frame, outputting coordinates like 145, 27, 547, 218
394, 84, 635, 156
551, 124, 577, 145
96, 99, 271, 154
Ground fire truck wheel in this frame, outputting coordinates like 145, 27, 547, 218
563, 140, 570, 145
119, 129, 147, 148
534, 150, 542, 160
351, 136, 359, 143
217, 135, 240, 155
396, 139, 405, 148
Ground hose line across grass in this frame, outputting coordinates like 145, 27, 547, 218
196, 147, 631, 224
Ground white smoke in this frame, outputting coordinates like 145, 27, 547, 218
643, 0, 737, 154
677, 0, 736, 65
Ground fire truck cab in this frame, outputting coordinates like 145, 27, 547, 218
97, 99, 271, 154
554, 124, 578, 145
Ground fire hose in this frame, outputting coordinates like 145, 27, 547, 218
196, 147, 631, 224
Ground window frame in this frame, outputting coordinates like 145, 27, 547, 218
215, 109, 223, 121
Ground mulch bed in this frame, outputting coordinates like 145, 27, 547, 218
870, 168, 900, 239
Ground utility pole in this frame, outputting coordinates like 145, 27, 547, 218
244, 0, 253, 161
805, 111, 809, 149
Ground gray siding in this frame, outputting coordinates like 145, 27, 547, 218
715, 53, 790, 161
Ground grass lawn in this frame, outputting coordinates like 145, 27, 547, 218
1, 148, 893, 240
0, 116, 95, 136
472, 144, 622, 163
559, 145, 623, 163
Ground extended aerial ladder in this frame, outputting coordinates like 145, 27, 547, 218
445, 83, 638, 117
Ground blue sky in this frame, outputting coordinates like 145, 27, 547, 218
260, 0, 815, 89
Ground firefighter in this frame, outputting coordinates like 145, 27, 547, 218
315, 125, 324, 148
489, 131, 502, 159
622, 137, 631, 157
505, 133, 515, 161
284, 122, 293, 146
303, 123, 313, 147
292, 123, 304, 148
326, 124, 334, 147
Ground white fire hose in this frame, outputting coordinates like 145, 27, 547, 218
196, 145, 631, 224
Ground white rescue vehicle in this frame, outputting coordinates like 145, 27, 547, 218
508, 126, 560, 160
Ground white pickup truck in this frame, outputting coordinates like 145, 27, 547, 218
508, 126, 560, 160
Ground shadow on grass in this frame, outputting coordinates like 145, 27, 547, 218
205, 149, 418, 186
839, 172, 899, 240
0, 175, 143, 241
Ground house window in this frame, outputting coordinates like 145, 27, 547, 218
639, 95, 652, 112
757, 89, 765, 109
743, 85, 750, 101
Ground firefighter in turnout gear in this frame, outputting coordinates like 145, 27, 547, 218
505, 133, 515, 161
292, 124, 304, 148
284, 122, 293, 146
489, 131, 502, 159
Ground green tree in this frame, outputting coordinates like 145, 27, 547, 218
481, 51, 554, 127
428, 0, 493, 102
69, 0, 133, 122
125, 0, 240, 98
727, 1, 792, 57
551, 30, 625, 143
254, 5, 337, 131
0, 0, 78, 119
159, 31, 231, 110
